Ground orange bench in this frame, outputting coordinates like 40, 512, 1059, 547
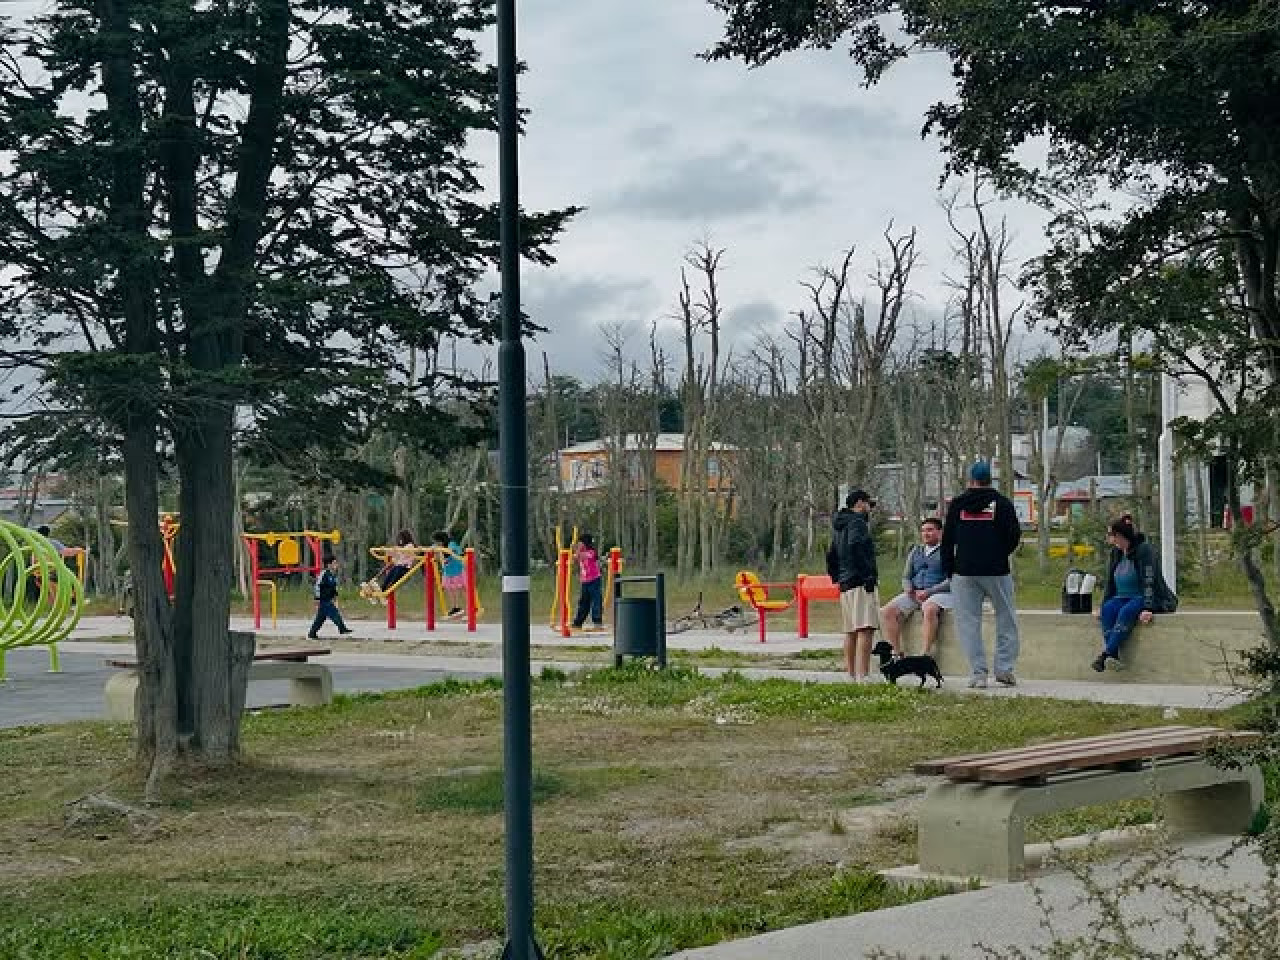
795, 574, 840, 638
734, 571, 795, 643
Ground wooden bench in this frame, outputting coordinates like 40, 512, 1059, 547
103, 648, 334, 723
912, 725, 1264, 882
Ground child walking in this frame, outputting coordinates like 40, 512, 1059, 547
571, 533, 604, 631
309, 556, 354, 640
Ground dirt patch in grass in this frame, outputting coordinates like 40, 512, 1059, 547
0, 667, 1224, 958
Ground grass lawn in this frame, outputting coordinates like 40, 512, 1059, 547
0, 666, 1240, 960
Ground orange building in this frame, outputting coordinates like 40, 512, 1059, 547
555, 433, 736, 496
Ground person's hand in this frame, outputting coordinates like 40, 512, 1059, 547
1139, 610, 1154, 624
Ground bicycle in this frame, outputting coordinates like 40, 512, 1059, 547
667, 592, 757, 634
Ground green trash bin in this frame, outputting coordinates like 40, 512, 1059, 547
613, 573, 667, 667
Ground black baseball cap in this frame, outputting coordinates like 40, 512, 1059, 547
846, 489, 876, 508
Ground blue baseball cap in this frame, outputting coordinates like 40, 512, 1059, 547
969, 461, 992, 484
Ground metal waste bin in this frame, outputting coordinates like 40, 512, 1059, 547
613, 573, 667, 668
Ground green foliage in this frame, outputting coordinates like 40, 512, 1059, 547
416, 768, 566, 814
0, 0, 578, 477
0, 891, 442, 959
541, 871, 938, 960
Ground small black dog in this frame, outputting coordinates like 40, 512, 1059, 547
870, 639, 943, 689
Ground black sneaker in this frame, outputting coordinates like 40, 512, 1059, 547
1091, 654, 1107, 673
307, 633, 319, 641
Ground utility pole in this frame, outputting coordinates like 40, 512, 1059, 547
495, 0, 542, 956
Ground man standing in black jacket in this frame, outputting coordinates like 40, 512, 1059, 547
941, 462, 1023, 688
826, 489, 880, 682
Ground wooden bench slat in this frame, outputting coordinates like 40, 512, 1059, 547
955, 731, 1262, 784
938, 726, 1227, 779
106, 647, 329, 670
911, 725, 1193, 775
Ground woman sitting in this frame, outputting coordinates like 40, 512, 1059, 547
1091, 517, 1177, 672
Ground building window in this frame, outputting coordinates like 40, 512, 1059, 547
707, 456, 720, 477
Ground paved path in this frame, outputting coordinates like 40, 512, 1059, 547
670, 837, 1262, 959
0, 615, 1245, 728
0, 646, 491, 729
0, 639, 1243, 730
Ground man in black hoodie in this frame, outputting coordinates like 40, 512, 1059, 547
826, 489, 880, 682
941, 461, 1023, 688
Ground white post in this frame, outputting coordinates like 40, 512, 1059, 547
1158, 372, 1177, 592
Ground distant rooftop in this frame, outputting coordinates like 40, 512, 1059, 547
559, 433, 735, 455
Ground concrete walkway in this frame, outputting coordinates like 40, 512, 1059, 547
0, 628, 1238, 729
670, 836, 1263, 959
62, 615, 1247, 710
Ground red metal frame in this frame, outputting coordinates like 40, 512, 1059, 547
795, 573, 840, 639
245, 533, 331, 629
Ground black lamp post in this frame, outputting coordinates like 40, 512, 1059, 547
495, 0, 541, 957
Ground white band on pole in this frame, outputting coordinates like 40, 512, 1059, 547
503, 575, 530, 593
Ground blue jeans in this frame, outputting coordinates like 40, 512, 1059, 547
1100, 596, 1145, 657
309, 599, 349, 636
951, 574, 1020, 678
573, 578, 603, 627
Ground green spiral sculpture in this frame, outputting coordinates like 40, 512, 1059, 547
0, 520, 83, 681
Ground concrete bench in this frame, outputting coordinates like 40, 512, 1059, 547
899, 610, 1264, 684
912, 725, 1263, 882
103, 648, 334, 723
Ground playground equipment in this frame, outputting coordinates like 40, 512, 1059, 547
242, 530, 341, 629
111, 513, 181, 603
796, 574, 840, 639
547, 526, 623, 637
0, 520, 84, 680
733, 571, 796, 644
365, 544, 481, 632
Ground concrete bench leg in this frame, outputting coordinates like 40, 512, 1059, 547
104, 670, 140, 724
918, 781, 1026, 882
288, 671, 333, 707
1164, 773, 1264, 836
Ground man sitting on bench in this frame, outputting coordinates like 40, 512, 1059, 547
880, 517, 953, 656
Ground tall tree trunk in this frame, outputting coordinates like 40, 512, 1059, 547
125, 416, 178, 791
1195, 463, 1211, 584
173, 411, 239, 763
95, 473, 117, 596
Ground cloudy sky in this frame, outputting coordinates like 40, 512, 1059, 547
0, 0, 1053, 382
489, 0, 1052, 379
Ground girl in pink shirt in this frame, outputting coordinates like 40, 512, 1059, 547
572, 533, 604, 630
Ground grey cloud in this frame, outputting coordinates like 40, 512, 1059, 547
727, 300, 786, 339
600, 145, 822, 221
447, 273, 663, 379
747, 97, 921, 145
525, 273, 663, 376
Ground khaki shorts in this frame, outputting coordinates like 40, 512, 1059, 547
840, 586, 881, 633
889, 591, 956, 615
